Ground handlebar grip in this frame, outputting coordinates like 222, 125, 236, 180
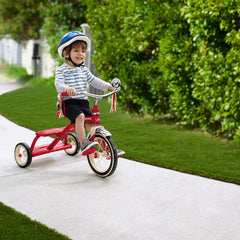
61, 91, 69, 96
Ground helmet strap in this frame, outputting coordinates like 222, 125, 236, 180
68, 57, 84, 67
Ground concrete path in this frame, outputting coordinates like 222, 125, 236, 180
0, 75, 23, 95
1, 77, 240, 240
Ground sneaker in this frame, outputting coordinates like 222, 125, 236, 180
117, 149, 125, 156
81, 139, 98, 155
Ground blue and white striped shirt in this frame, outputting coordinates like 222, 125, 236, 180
55, 63, 110, 103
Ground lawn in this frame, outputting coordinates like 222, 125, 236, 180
1, 83, 240, 239
0, 84, 240, 185
0, 202, 70, 240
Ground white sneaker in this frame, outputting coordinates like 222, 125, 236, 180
81, 139, 98, 155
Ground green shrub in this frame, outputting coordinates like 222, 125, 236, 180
3, 0, 240, 139
1, 63, 54, 86
40, 0, 87, 63
84, 0, 171, 115
181, 0, 240, 138
3, 64, 33, 83
84, 0, 240, 139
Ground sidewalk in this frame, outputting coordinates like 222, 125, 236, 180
1, 77, 240, 240
0, 75, 23, 95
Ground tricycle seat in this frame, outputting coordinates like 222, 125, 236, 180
36, 127, 74, 137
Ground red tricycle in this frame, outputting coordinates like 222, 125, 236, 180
14, 86, 124, 178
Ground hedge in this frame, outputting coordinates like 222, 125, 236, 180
84, 0, 240, 139
3, 0, 239, 139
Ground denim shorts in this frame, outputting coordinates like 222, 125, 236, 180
61, 99, 93, 123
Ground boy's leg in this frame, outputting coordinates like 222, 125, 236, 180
75, 113, 98, 154
85, 122, 94, 131
75, 113, 86, 144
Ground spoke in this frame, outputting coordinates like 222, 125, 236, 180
89, 137, 111, 172
16, 146, 26, 164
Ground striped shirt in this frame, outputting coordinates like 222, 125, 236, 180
55, 63, 110, 103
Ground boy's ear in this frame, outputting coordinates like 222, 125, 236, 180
62, 50, 68, 58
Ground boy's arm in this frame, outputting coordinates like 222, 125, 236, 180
55, 69, 68, 92
90, 77, 112, 92
84, 67, 113, 91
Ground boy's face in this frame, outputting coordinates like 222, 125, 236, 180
63, 41, 86, 67
69, 45, 86, 66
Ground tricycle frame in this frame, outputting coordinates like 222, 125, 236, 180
14, 88, 124, 177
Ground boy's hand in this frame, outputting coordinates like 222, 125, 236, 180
67, 87, 76, 96
108, 85, 115, 91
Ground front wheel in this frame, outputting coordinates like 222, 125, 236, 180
87, 133, 118, 177
14, 142, 32, 168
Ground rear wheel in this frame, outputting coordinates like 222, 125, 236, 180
87, 133, 118, 177
14, 142, 32, 168
64, 133, 80, 156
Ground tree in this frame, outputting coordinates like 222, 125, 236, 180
40, 0, 87, 61
0, 0, 87, 62
0, 0, 44, 42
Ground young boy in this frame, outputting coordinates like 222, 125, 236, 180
55, 31, 115, 155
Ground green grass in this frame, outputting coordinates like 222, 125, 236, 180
0, 62, 54, 85
0, 84, 240, 185
1, 83, 240, 239
0, 202, 70, 240
103, 109, 240, 184
1, 63, 33, 84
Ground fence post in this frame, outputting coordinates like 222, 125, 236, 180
32, 42, 41, 76
81, 24, 103, 94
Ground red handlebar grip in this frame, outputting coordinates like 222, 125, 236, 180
61, 91, 68, 96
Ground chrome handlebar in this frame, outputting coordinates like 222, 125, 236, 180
82, 88, 120, 99
61, 88, 120, 105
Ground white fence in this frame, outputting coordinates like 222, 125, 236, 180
0, 35, 56, 78
0, 24, 92, 78
0, 36, 22, 66
0, 25, 102, 93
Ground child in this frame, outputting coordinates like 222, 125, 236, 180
55, 31, 115, 155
